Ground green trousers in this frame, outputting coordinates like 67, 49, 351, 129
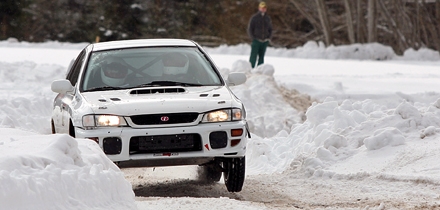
249, 39, 269, 68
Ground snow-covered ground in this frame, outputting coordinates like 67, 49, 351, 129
1, 38, 440, 209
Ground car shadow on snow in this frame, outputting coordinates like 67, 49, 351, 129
132, 178, 303, 209
132, 179, 243, 200
123, 166, 245, 199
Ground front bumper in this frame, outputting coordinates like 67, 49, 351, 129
75, 121, 247, 167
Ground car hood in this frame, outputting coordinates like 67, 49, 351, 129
81, 86, 236, 115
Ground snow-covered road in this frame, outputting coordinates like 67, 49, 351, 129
1, 40, 440, 209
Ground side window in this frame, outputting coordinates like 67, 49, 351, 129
66, 50, 86, 86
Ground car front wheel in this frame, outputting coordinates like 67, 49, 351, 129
198, 162, 222, 183
223, 156, 245, 192
51, 120, 56, 134
69, 120, 75, 138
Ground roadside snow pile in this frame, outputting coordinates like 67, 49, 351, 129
0, 61, 65, 134
284, 41, 397, 60
246, 96, 440, 180
1, 37, 439, 61
220, 60, 309, 138
401, 47, 440, 61
0, 128, 136, 210
0, 38, 88, 49
205, 41, 440, 61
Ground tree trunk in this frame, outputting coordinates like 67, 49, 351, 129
377, 0, 407, 53
356, 0, 365, 43
367, 0, 377, 42
344, 0, 355, 43
437, 0, 440, 40
415, 0, 421, 48
392, 0, 415, 48
315, 0, 333, 45
419, 0, 440, 51
1, 16, 7, 39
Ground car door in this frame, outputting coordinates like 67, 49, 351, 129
58, 50, 86, 134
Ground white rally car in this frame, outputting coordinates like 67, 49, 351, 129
51, 39, 249, 192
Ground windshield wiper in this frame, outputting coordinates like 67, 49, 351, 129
178, 82, 203, 87
134, 81, 201, 87
86, 86, 124, 92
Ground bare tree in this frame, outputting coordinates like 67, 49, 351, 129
367, 0, 377, 42
3, 0, 440, 54
290, 0, 321, 32
344, 0, 355, 43
437, 0, 440, 43
315, 0, 333, 45
356, 0, 366, 43
377, 0, 408, 52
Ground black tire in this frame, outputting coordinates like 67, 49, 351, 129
223, 156, 246, 192
51, 120, 56, 134
69, 121, 76, 138
198, 162, 222, 183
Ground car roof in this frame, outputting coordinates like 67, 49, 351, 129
91, 39, 197, 52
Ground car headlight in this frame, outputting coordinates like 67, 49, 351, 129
83, 115, 127, 127
202, 108, 243, 122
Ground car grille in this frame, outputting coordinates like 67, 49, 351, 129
130, 113, 199, 125
129, 134, 202, 154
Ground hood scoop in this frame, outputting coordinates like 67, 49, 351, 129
130, 87, 186, 95
98, 98, 120, 102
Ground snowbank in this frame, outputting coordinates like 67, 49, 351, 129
246, 96, 440, 181
205, 40, 440, 61
0, 129, 136, 210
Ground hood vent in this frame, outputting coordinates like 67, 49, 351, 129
130, 88, 186, 95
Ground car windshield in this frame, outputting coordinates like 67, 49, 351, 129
81, 47, 223, 92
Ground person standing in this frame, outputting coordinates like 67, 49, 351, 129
247, 1, 273, 68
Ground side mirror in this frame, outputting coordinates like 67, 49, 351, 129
227, 72, 247, 86
51, 79, 74, 94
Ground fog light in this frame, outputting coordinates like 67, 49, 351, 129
209, 131, 227, 149
231, 139, 241, 147
231, 129, 243, 137
103, 137, 122, 155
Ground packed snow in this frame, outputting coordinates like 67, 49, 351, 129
1, 38, 440, 209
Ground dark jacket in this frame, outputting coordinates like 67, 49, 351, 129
247, 12, 273, 41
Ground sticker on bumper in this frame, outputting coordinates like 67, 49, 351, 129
153, 152, 179, 157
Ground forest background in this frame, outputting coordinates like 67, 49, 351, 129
1, 0, 440, 55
